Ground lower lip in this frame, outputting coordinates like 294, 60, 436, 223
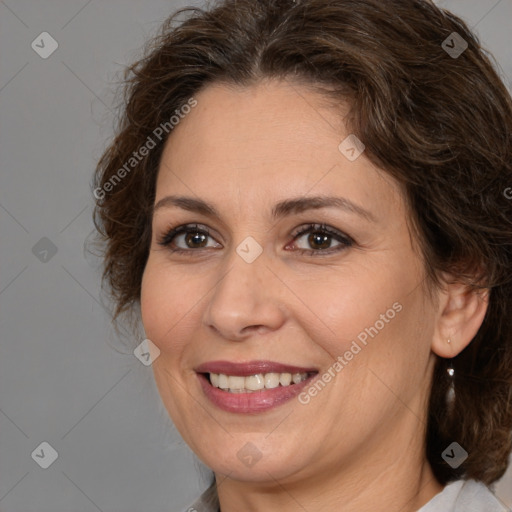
197, 373, 317, 413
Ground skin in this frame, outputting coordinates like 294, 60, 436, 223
140, 79, 488, 512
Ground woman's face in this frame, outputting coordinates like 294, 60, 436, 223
141, 80, 439, 485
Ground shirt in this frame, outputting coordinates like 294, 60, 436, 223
182, 479, 509, 511
417, 479, 508, 512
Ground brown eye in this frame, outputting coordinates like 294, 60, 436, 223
290, 223, 353, 255
185, 231, 208, 248
158, 224, 221, 252
307, 232, 332, 250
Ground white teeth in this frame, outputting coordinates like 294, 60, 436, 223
279, 373, 292, 386
245, 374, 265, 391
208, 372, 309, 392
210, 373, 219, 387
292, 373, 303, 384
218, 373, 229, 390
227, 375, 245, 390
264, 372, 280, 389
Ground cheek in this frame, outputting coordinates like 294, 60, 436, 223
286, 261, 407, 353
291, 257, 432, 388
140, 259, 202, 353
140, 261, 203, 434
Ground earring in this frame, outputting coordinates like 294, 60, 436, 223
446, 339, 455, 375
446, 357, 455, 409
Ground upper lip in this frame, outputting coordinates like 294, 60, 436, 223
195, 360, 318, 377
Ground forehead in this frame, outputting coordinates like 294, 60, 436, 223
156, 80, 402, 218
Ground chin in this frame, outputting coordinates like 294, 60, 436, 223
196, 438, 312, 484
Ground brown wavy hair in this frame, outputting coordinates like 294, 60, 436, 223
93, 0, 512, 487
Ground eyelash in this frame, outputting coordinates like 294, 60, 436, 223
157, 223, 354, 256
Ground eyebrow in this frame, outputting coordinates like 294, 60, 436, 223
153, 194, 376, 223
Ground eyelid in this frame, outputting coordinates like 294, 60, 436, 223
157, 223, 220, 248
157, 222, 354, 254
290, 222, 353, 241
286, 223, 354, 254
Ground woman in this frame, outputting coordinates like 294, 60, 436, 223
93, 0, 512, 510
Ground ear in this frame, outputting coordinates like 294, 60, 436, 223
431, 275, 489, 358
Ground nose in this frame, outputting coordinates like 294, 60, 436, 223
202, 250, 287, 341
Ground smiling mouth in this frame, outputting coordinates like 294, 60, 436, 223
195, 361, 320, 413
204, 371, 317, 393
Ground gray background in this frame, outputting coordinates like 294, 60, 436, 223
0, 1, 511, 511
